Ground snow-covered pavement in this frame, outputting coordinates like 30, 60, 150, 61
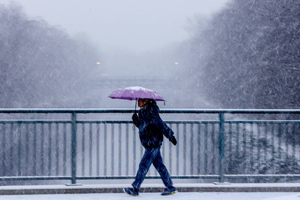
0, 192, 299, 200
1, 183, 300, 199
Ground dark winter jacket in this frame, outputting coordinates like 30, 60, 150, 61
132, 101, 176, 148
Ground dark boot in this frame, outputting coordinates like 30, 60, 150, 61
123, 187, 139, 196
161, 186, 176, 196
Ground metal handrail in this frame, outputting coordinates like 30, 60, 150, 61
0, 108, 299, 185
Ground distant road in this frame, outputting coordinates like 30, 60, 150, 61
84, 76, 210, 108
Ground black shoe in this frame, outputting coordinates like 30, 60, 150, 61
161, 186, 176, 196
123, 187, 139, 196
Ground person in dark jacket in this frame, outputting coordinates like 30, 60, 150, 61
124, 98, 177, 196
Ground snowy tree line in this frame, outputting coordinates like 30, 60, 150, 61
0, 3, 100, 108
181, 0, 300, 109
171, 0, 300, 181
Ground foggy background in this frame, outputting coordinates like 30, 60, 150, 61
0, 0, 299, 109
0, 0, 228, 109
10, 0, 228, 53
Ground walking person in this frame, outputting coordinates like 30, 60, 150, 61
124, 98, 177, 196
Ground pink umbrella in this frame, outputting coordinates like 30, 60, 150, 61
108, 86, 165, 101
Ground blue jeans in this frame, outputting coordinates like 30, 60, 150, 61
132, 147, 173, 190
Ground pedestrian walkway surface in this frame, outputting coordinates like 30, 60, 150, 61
0, 183, 300, 199
1, 183, 300, 194
0, 192, 299, 200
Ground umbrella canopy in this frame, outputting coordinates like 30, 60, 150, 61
108, 86, 165, 101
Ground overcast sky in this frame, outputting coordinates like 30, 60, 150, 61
0, 0, 229, 52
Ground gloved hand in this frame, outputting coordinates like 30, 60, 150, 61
170, 136, 177, 146
132, 113, 138, 121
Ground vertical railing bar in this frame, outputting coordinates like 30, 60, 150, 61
292, 124, 296, 161
278, 123, 282, 161
111, 124, 114, 176
70, 112, 77, 185
154, 122, 162, 176
294, 124, 300, 167
285, 122, 289, 160
133, 125, 136, 174
229, 122, 232, 173
48, 123, 52, 176
176, 124, 179, 176
163, 123, 167, 167
204, 123, 208, 174
236, 123, 239, 160
18, 123, 22, 176
257, 123, 261, 170
10, 123, 14, 175
212, 123, 216, 174
271, 122, 275, 173
183, 123, 186, 175
96, 122, 100, 177
161, 123, 169, 176
56, 122, 59, 176
169, 123, 172, 175
218, 113, 225, 183
63, 123, 67, 176
104, 123, 107, 176
243, 123, 246, 173
126, 123, 129, 176
197, 122, 201, 175
119, 123, 122, 176
2, 124, 6, 176
41, 123, 45, 175
82, 123, 85, 176
250, 122, 254, 170
89, 123, 93, 176
264, 122, 268, 165
298, 123, 300, 166
190, 123, 193, 175
26, 123, 29, 176
33, 123, 37, 176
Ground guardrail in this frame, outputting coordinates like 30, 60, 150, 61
0, 109, 299, 185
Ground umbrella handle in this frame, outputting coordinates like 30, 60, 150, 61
134, 99, 137, 114
132, 99, 137, 130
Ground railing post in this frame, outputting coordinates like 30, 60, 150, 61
66, 112, 81, 186
218, 113, 225, 183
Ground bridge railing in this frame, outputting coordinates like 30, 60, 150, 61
0, 109, 299, 185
